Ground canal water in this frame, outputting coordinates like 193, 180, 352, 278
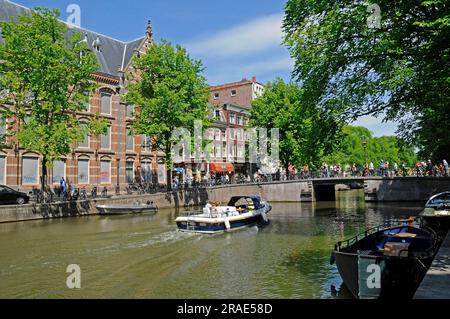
0, 190, 424, 299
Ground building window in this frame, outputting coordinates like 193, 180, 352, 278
101, 92, 111, 115
78, 159, 89, 184
230, 113, 236, 124
229, 144, 236, 157
237, 116, 242, 126
141, 135, 151, 152
84, 91, 91, 112
231, 90, 237, 97
126, 104, 134, 118
22, 157, 39, 185
100, 160, 111, 184
79, 123, 89, 148
214, 129, 221, 141
214, 145, 221, 158
101, 126, 111, 149
215, 110, 220, 119
206, 129, 214, 141
52, 160, 66, 184
157, 163, 166, 184
0, 112, 7, 137
237, 145, 245, 158
126, 128, 134, 151
0, 156, 5, 184
213, 93, 219, 100
126, 161, 134, 184
229, 129, 235, 140
236, 129, 243, 141
141, 161, 152, 183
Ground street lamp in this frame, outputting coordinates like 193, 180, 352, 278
363, 141, 368, 165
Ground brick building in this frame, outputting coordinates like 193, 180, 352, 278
0, 0, 164, 192
0, 1, 267, 191
205, 77, 265, 175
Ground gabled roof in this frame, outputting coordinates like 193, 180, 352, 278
0, 0, 146, 78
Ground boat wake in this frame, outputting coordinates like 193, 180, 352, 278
125, 229, 200, 249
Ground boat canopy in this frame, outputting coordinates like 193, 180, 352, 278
426, 192, 450, 208
227, 196, 263, 209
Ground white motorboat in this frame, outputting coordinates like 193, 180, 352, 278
176, 196, 272, 234
96, 201, 158, 215
420, 191, 450, 237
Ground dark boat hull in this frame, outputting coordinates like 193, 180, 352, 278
421, 216, 450, 239
97, 205, 157, 215
334, 250, 434, 299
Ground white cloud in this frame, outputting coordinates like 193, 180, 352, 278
240, 56, 294, 75
185, 13, 284, 58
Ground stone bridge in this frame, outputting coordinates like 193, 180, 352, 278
208, 177, 450, 203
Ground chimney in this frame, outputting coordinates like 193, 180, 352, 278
252, 76, 256, 83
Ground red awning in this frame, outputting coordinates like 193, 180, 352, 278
210, 162, 235, 173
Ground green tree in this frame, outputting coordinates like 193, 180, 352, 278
283, 0, 449, 161
250, 78, 343, 171
323, 126, 417, 168
0, 8, 106, 195
125, 40, 210, 190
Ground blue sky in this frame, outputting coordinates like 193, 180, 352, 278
12, 0, 397, 136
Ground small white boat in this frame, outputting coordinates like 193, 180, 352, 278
176, 196, 272, 234
420, 191, 450, 237
97, 201, 158, 215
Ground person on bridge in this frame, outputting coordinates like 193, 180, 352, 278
426, 160, 433, 176
369, 162, 374, 176
444, 160, 449, 177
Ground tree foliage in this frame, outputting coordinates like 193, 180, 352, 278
323, 126, 417, 167
283, 0, 449, 160
0, 8, 106, 190
250, 78, 343, 170
126, 40, 210, 189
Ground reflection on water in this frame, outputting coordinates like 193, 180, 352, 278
0, 190, 424, 299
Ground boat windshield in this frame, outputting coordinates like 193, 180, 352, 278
426, 192, 450, 208
227, 196, 262, 209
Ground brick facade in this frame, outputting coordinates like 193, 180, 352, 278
0, 3, 164, 193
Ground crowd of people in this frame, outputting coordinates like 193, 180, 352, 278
320, 159, 450, 178
169, 158, 449, 189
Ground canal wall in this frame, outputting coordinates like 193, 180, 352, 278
365, 177, 450, 202
0, 188, 208, 223
0, 181, 314, 223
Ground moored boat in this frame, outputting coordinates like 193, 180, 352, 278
420, 191, 450, 238
96, 201, 158, 215
330, 223, 439, 299
176, 196, 272, 234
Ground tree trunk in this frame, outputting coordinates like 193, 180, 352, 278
165, 141, 172, 191
41, 155, 48, 192
166, 168, 172, 191
41, 155, 49, 202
